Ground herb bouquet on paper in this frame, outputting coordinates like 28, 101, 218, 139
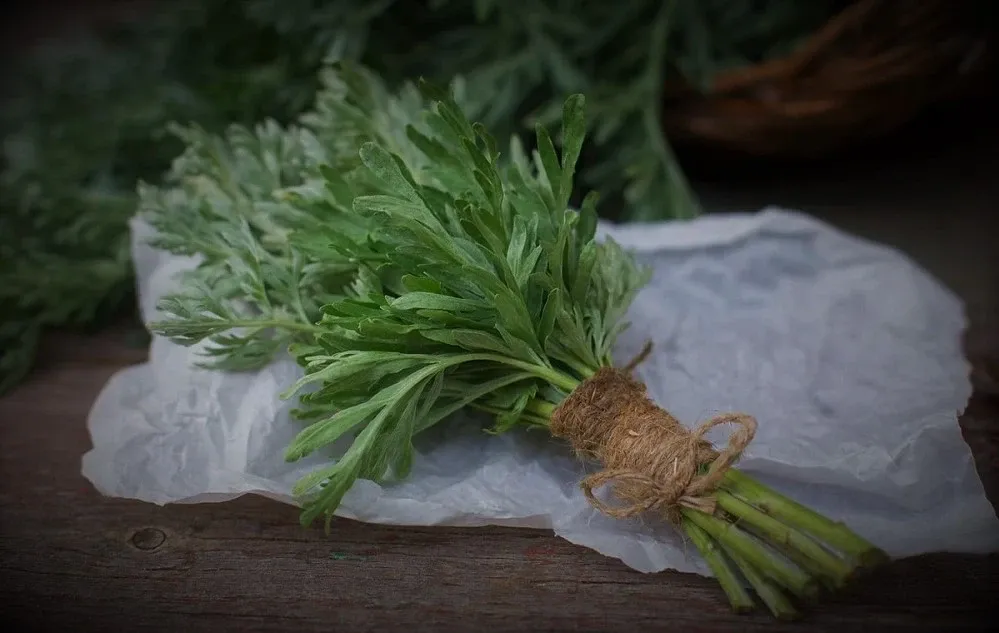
142, 64, 887, 619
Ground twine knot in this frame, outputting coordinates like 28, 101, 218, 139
549, 366, 757, 524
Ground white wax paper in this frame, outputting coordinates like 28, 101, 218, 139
82, 207, 999, 575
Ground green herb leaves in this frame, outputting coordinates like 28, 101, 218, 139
145, 62, 651, 529
141, 121, 351, 370
281, 68, 651, 527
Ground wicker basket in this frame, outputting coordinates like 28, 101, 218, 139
661, 0, 995, 157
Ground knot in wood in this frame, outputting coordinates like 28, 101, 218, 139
130, 527, 167, 551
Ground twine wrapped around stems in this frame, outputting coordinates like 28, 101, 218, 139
550, 366, 757, 525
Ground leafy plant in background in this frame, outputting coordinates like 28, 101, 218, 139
0, 0, 407, 393
0, 0, 835, 394
411, 0, 835, 221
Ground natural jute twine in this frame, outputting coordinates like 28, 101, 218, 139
549, 357, 757, 525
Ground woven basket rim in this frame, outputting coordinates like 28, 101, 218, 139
660, 0, 993, 156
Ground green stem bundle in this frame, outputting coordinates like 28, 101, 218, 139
526, 374, 886, 619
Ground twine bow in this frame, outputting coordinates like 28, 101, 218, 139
579, 412, 757, 523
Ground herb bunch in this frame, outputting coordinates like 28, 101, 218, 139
147, 62, 651, 492
146, 62, 887, 619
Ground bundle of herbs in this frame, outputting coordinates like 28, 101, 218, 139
143, 62, 887, 619
1, 0, 837, 395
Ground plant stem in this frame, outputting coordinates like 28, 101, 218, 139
716, 540, 801, 620
561, 356, 597, 381
471, 402, 550, 427
527, 399, 557, 418
149, 318, 326, 336
637, 0, 702, 221
523, 364, 581, 393
715, 489, 854, 587
440, 354, 582, 393
682, 508, 819, 601
722, 470, 889, 568
737, 523, 841, 592
682, 519, 756, 614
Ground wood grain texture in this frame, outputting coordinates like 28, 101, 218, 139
0, 320, 997, 633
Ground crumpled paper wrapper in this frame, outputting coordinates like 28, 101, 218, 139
82, 207, 999, 575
